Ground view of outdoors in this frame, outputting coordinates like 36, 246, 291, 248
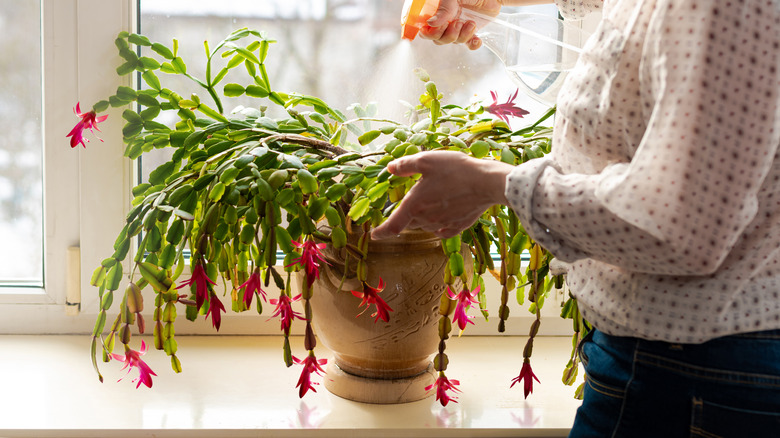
0, 1, 42, 285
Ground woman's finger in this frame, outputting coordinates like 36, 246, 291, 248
386, 155, 425, 177
371, 203, 415, 239
455, 21, 477, 44
419, 23, 449, 42
434, 20, 465, 45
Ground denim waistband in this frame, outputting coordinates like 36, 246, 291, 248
585, 328, 780, 381
591, 328, 780, 347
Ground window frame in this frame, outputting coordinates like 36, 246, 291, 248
0, 0, 135, 332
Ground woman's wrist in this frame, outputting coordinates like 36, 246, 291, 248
479, 160, 515, 206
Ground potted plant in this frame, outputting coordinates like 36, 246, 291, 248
73, 27, 588, 406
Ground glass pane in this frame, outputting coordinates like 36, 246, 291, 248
138, 0, 556, 181
0, 1, 43, 285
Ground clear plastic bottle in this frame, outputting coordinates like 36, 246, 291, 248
401, 0, 591, 105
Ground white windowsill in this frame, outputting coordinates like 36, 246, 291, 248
0, 335, 581, 437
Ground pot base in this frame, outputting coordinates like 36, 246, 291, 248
324, 362, 436, 404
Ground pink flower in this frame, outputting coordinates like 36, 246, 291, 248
351, 278, 393, 323
206, 293, 226, 331
426, 374, 461, 406
484, 89, 529, 124
510, 360, 540, 399
270, 293, 305, 332
110, 341, 157, 389
176, 263, 216, 311
238, 269, 267, 308
447, 285, 481, 331
287, 239, 328, 287
66, 102, 108, 148
293, 354, 327, 398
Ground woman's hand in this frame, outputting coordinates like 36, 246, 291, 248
419, 0, 503, 50
371, 151, 514, 239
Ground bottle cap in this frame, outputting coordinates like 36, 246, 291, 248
401, 0, 440, 40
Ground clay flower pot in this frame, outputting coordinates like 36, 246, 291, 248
309, 229, 466, 404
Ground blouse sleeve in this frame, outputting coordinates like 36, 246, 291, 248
506, 0, 780, 276
554, 0, 603, 20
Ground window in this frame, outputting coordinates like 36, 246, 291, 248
0, 1, 43, 287
0, 0, 134, 331
0, 0, 599, 334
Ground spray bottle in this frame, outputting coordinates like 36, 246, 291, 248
401, 0, 590, 104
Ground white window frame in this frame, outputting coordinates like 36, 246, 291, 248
0, 0, 135, 332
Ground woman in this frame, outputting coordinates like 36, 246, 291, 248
373, 0, 780, 436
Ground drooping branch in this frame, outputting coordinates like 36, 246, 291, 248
256, 131, 350, 156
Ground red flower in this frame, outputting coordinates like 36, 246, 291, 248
66, 102, 108, 148
510, 360, 540, 399
176, 263, 216, 311
351, 278, 393, 323
270, 293, 305, 332
238, 269, 267, 308
426, 374, 461, 406
287, 239, 328, 287
293, 353, 328, 398
206, 293, 226, 331
110, 341, 157, 389
484, 89, 529, 124
447, 285, 481, 331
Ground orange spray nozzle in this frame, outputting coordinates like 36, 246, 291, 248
401, 0, 440, 40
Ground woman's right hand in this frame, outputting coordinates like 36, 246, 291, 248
419, 0, 503, 50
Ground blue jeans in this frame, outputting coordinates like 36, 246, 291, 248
569, 329, 780, 438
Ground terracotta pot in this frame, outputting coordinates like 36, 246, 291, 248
309, 228, 463, 404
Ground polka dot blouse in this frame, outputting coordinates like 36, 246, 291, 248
505, 0, 780, 343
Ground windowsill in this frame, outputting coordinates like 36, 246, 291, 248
0, 335, 581, 437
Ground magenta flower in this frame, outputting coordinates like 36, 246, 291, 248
351, 278, 393, 323
447, 285, 481, 331
238, 269, 267, 308
176, 263, 216, 311
110, 341, 157, 389
287, 239, 328, 287
510, 360, 540, 399
206, 293, 226, 331
270, 293, 305, 332
484, 89, 529, 123
426, 374, 461, 406
66, 102, 108, 148
293, 353, 328, 398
